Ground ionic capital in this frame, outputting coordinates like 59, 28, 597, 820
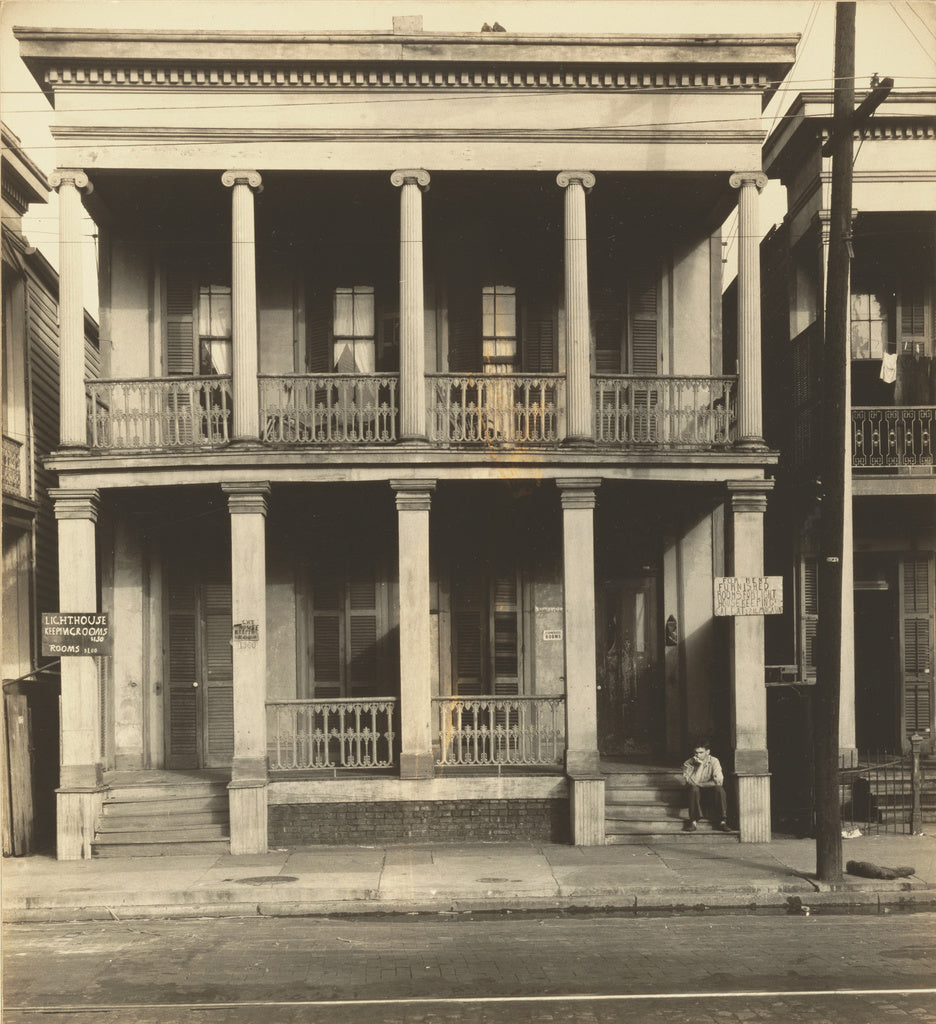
556, 170, 596, 193
729, 171, 768, 192
49, 169, 93, 196
390, 169, 431, 191
726, 479, 773, 515
50, 488, 100, 522
221, 170, 263, 193
557, 477, 601, 510
222, 482, 271, 516
391, 479, 436, 512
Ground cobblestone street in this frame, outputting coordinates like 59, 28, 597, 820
4, 911, 936, 1022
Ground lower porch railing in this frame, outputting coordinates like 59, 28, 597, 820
259, 374, 399, 443
427, 374, 564, 443
433, 695, 566, 767
838, 742, 929, 836
852, 406, 935, 468
266, 698, 398, 770
593, 375, 736, 446
86, 377, 232, 449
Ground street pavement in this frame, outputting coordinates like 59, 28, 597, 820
2, 832, 934, 922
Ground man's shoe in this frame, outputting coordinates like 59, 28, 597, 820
718, 821, 731, 832
686, 821, 698, 832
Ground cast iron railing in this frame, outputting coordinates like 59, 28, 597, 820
433, 695, 565, 767
839, 737, 929, 836
259, 374, 399, 444
427, 374, 563, 443
852, 406, 935, 468
86, 376, 232, 449
266, 697, 398, 771
593, 375, 736, 446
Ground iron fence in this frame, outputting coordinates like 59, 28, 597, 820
839, 739, 929, 836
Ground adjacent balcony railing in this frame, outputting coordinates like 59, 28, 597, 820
433, 695, 566, 767
82, 372, 740, 452
87, 377, 232, 449
2, 435, 24, 495
427, 374, 564, 444
852, 406, 935, 469
260, 374, 399, 444
266, 697, 398, 771
593, 375, 736, 447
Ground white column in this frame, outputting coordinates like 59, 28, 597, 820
729, 172, 768, 449
392, 480, 435, 779
727, 480, 773, 842
222, 482, 270, 855
221, 170, 262, 442
49, 170, 93, 447
557, 172, 596, 443
391, 170, 430, 441
51, 488, 103, 859
558, 479, 601, 773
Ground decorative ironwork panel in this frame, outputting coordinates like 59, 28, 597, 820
86, 377, 232, 449
427, 374, 564, 444
266, 698, 398, 770
2, 435, 23, 495
593, 375, 736, 447
852, 406, 935, 469
260, 374, 398, 444
433, 695, 566, 767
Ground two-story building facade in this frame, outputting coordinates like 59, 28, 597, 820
760, 89, 935, 789
16, 20, 797, 858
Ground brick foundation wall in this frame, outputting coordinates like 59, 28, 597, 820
269, 798, 570, 845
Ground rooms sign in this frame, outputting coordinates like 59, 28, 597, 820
713, 577, 783, 617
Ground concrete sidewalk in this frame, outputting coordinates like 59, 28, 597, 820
3, 833, 935, 923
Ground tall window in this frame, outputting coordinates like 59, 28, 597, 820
849, 289, 891, 361
333, 286, 375, 373
482, 285, 517, 375
198, 284, 232, 375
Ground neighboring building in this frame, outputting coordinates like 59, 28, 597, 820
2, 123, 99, 852
16, 21, 797, 859
756, 89, 935, 819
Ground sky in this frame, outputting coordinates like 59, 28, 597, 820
1, 0, 934, 311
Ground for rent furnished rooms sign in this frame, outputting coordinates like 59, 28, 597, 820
713, 577, 783, 617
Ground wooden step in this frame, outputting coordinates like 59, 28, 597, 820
94, 825, 230, 844
104, 782, 228, 802
93, 839, 231, 858
96, 810, 230, 832
605, 805, 687, 821
101, 795, 229, 816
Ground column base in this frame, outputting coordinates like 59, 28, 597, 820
569, 774, 605, 846
400, 751, 434, 780
56, 787, 104, 860
733, 437, 769, 452
736, 773, 771, 843
565, 748, 600, 775
231, 756, 267, 785
561, 435, 593, 448
228, 780, 268, 855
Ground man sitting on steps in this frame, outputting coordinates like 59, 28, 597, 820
682, 740, 730, 832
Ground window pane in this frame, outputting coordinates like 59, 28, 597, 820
200, 338, 232, 375
334, 289, 354, 337
496, 291, 516, 336
850, 321, 870, 360
353, 288, 375, 337
352, 339, 375, 373
868, 291, 888, 322
850, 292, 870, 322
482, 289, 496, 336
199, 285, 231, 338
869, 320, 885, 360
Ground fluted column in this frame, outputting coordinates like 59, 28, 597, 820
726, 479, 773, 842
729, 172, 768, 449
221, 170, 263, 441
392, 480, 435, 778
51, 488, 103, 859
222, 482, 270, 855
391, 170, 430, 441
557, 172, 596, 443
50, 170, 93, 447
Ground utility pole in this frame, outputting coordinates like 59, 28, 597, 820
814, 2, 891, 883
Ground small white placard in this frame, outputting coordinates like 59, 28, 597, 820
543, 629, 563, 641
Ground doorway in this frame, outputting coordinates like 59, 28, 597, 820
854, 585, 899, 751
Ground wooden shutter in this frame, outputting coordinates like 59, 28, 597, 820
523, 291, 557, 373
447, 283, 480, 373
165, 269, 196, 374
306, 289, 331, 373
453, 576, 485, 695
202, 580, 234, 767
491, 572, 520, 695
901, 556, 934, 738
348, 573, 378, 696
628, 273, 659, 375
802, 558, 819, 679
166, 578, 198, 768
311, 577, 342, 697
592, 291, 624, 375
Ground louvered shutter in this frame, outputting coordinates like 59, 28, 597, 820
492, 573, 519, 683
523, 291, 557, 374
901, 556, 934, 738
306, 289, 331, 373
802, 558, 819, 680
592, 291, 624, 375
453, 576, 485, 695
348, 573, 378, 696
202, 581, 234, 767
311, 578, 342, 698
166, 578, 198, 768
448, 284, 480, 373
166, 269, 196, 374
628, 274, 659, 375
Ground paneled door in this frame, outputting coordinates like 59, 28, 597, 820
165, 573, 234, 769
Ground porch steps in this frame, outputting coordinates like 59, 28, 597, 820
92, 776, 230, 858
603, 765, 737, 844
